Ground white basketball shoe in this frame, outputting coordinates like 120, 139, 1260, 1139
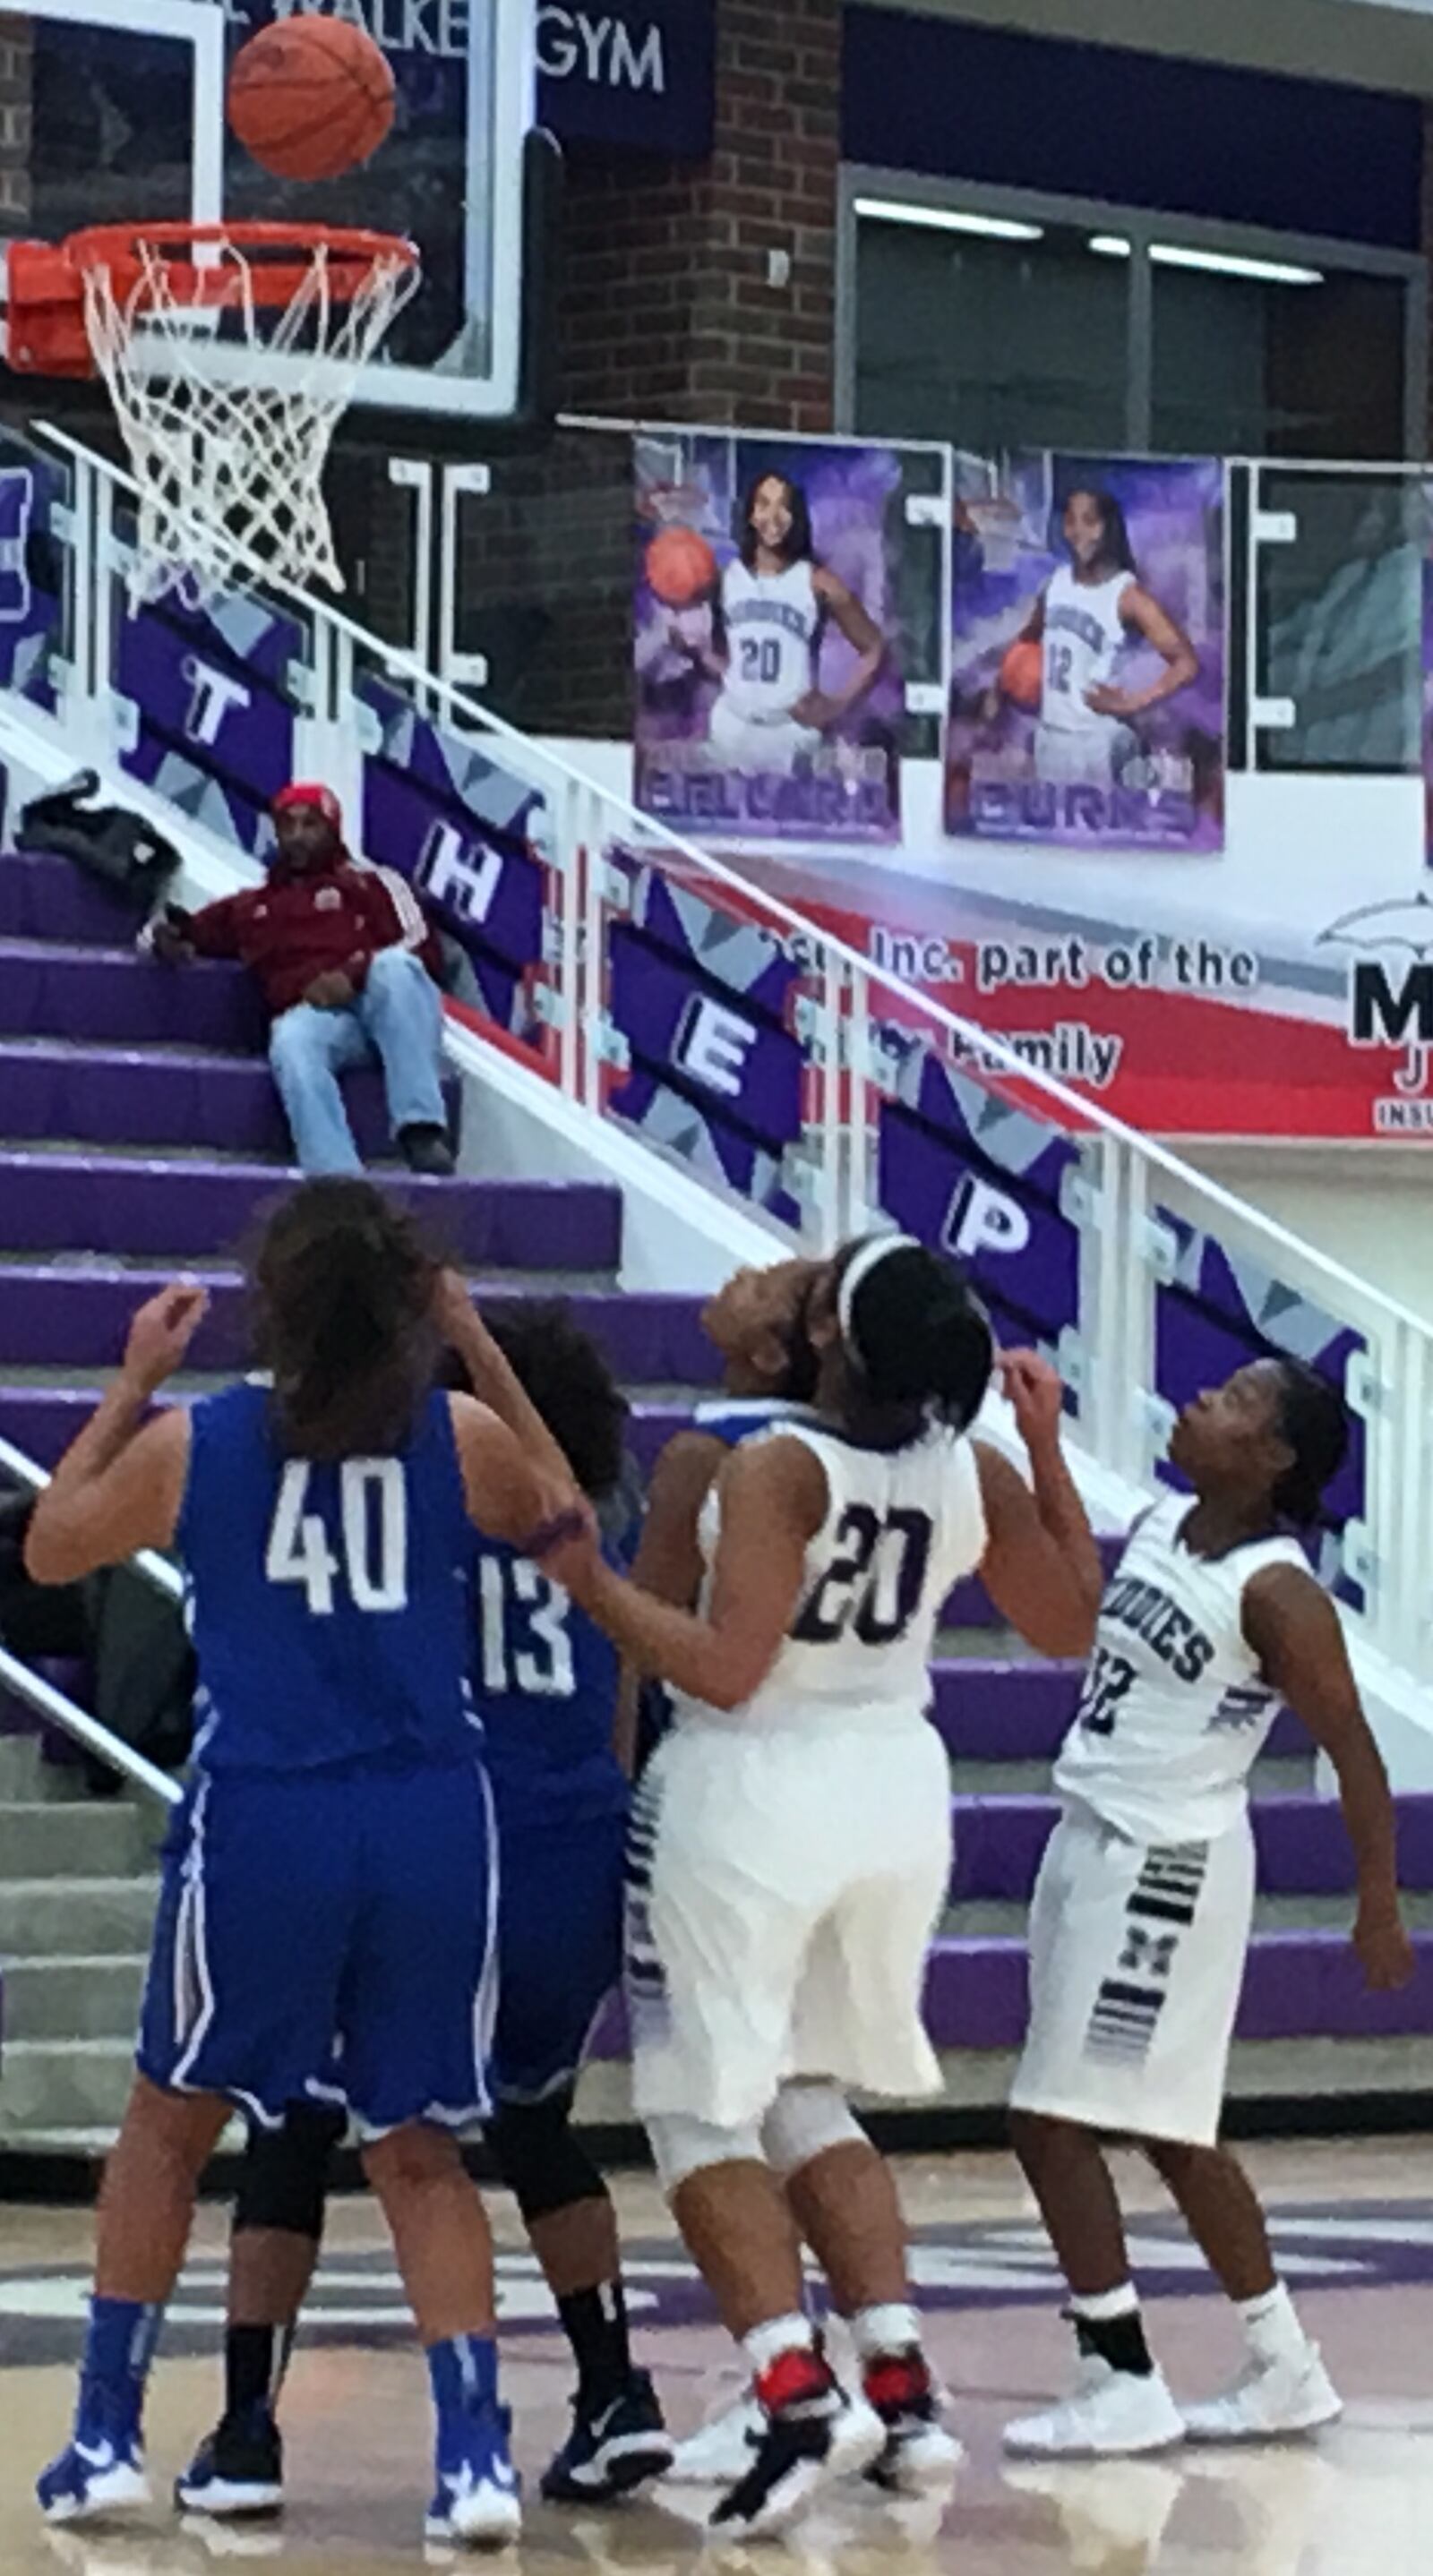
1003, 2357, 1186, 2460
1180, 2345, 1342, 2444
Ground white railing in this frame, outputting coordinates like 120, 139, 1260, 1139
3, 421, 1429, 1687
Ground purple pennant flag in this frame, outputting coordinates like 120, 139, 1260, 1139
114, 584, 304, 856
604, 848, 805, 1220
0, 437, 69, 715
357, 680, 552, 1048
876, 1029, 1083, 1373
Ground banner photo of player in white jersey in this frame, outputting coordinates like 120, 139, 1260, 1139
947, 453, 1225, 852
633, 433, 904, 842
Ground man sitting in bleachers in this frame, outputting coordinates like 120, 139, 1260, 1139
150, 782, 454, 1177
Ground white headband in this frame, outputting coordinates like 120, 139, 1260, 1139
837, 1232, 922, 1346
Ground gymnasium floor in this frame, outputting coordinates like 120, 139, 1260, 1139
2, 2140, 1431, 2573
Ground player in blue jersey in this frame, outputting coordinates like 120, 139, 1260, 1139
176, 1294, 674, 2520
25, 1181, 577, 2547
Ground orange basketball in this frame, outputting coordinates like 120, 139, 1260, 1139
999, 638, 1043, 711
227, 20, 396, 184
646, 526, 718, 610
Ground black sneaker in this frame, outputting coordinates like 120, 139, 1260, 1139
540, 2369, 674, 2503
175, 2406, 284, 2518
709, 2348, 883, 2536
398, 1123, 456, 1177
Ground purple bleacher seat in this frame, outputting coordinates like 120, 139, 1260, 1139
0, 939, 269, 1052
0, 1042, 460, 1162
0, 1153, 621, 1267
0, 851, 159, 948
0, 1262, 716, 1386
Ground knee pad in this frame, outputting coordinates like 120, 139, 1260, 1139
485, 2093, 608, 2225
760, 2084, 865, 2178
647, 2112, 763, 2195
234, 2101, 345, 2241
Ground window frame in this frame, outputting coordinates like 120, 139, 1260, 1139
837, 165, 1429, 464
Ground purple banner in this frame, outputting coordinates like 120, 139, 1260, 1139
633, 434, 905, 843
947, 452, 1226, 852
604, 850, 805, 1221
0, 434, 68, 718
876, 1035, 1083, 1387
1153, 1211, 1365, 1605
359, 680, 552, 1045
114, 583, 305, 856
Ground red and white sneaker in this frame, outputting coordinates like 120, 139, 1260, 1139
862, 2349, 964, 2498
709, 2344, 882, 2536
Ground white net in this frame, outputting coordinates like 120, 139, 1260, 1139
79, 232, 418, 611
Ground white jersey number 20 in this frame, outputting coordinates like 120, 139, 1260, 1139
792, 1503, 933, 1647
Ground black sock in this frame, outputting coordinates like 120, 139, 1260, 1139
555, 2279, 633, 2411
1071, 2307, 1154, 2378
224, 2323, 296, 2422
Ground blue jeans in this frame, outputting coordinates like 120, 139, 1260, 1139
268, 947, 447, 1177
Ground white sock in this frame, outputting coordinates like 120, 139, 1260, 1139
743, 2314, 816, 2378
851, 2302, 922, 2358
1068, 2282, 1141, 2323
1239, 2282, 1309, 2371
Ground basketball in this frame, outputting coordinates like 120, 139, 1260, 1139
646, 526, 718, 610
999, 637, 1043, 711
227, 20, 396, 184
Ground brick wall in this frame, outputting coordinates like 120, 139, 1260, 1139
0, 13, 32, 228
559, 0, 842, 431
331, 0, 845, 733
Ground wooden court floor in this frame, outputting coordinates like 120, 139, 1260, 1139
3, 2140, 1432, 2574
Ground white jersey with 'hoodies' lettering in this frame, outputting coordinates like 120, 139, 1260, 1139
720, 557, 819, 722
1041, 561, 1136, 736
1055, 1488, 1309, 1844
670, 1416, 987, 1739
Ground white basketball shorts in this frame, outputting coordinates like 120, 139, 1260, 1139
1009, 1803, 1255, 2147
1034, 719, 1137, 789
626, 1717, 950, 2129
708, 696, 822, 776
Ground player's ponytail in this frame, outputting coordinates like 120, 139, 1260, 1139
252, 1178, 439, 1459
1270, 1357, 1349, 1525
834, 1234, 993, 1441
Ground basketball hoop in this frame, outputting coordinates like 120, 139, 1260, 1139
963, 495, 1024, 578
5, 222, 420, 610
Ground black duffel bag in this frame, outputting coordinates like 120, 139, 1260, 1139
18, 768, 181, 911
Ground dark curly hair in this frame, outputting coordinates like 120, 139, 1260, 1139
250, 1179, 440, 1461
476, 1300, 629, 1502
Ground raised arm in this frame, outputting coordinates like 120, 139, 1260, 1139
973, 1352, 1103, 1658
447, 1391, 578, 1553
1242, 1562, 1412, 1991
538, 1434, 827, 1711
437, 1272, 574, 1499
24, 1284, 204, 1582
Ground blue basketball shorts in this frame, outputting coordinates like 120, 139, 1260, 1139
490, 1797, 627, 2106
138, 1754, 498, 2137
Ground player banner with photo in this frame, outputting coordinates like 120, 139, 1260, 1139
947, 452, 1226, 852
632, 433, 905, 843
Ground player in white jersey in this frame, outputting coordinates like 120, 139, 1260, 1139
698, 472, 886, 775
1003, 1356, 1413, 2465
539, 1234, 1103, 2531
1017, 486, 1198, 787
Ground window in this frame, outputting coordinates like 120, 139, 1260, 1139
842, 179, 1422, 464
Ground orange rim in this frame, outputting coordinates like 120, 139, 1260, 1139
64, 219, 419, 309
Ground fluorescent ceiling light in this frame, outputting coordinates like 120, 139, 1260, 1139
854, 198, 1044, 243
1089, 233, 1322, 286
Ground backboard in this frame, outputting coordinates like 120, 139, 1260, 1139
0, 0, 541, 434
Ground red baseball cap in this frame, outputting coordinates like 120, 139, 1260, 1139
272, 781, 341, 827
